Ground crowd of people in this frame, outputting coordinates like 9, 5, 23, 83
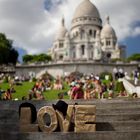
66, 73, 123, 100
0, 68, 139, 100
22, 74, 53, 100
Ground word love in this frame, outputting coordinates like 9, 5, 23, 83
20, 104, 96, 133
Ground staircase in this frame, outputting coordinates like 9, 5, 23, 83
0, 99, 140, 140
119, 78, 140, 97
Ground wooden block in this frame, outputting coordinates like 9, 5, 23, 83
37, 106, 58, 133
56, 109, 73, 132
75, 114, 96, 123
75, 105, 96, 114
66, 105, 74, 121
56, 110, 64, 131
75, 124, 96, 132
20, 124, 39, 132
20, 108, 31, 124
63, 120, 71, 132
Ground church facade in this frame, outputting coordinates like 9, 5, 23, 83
49, 0, 126, 62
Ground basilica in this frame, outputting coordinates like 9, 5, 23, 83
49, 0, 126, 62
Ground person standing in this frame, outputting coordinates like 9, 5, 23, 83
134, 70, 139, 86
113, 67, 118, 80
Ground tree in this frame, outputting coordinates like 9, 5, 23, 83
9, 48, 19, 65
127, 53, 140, 62
23, 55, 34, 63
22, 53, 52, 63
37, 54, 49, 62
0, 33, 18, 65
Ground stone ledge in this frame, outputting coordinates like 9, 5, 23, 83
1, 131, 140, 140
1, 99, 140, 110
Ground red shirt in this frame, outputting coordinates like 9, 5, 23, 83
72, 87, 84, 99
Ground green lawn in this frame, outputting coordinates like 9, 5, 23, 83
0, 80, 126, 100
44, 82, 70, 100
0, 82, 70, 100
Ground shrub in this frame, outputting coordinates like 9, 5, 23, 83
3, 76, 8, 83
100, 71, 113, 81
32, 77, 37, 82
115, 81, 125, 92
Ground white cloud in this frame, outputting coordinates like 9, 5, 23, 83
93, 0, 140, 41
131, 27, 140, 37
0, 0, 139, 55
0, 0, 48, 54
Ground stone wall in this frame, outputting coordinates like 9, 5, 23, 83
16, 62, 139, 78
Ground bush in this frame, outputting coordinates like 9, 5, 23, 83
100, 71, 113, 81
68, 71, 83, 82
32, 77, 37, 82
41, 72, 54, 81
103, 92, 109, 98
115, 81, 125, 92
3, 76, 8, 83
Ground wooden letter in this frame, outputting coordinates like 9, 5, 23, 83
74, 105, 96, 132
37, 106, 58, 133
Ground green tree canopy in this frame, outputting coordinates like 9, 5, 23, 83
23, 55, 34, 63
127, 53, 140, 62
22, 53, 52, 63
0, 33, 18, 65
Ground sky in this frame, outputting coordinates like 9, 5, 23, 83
0, 0, 140, 61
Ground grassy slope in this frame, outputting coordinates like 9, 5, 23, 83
0, 82, 70, 100
44, 82, 69, 100
0, 80, 124, 100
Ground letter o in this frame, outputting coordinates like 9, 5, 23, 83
37, 106, 58, 132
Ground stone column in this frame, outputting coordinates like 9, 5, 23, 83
111, 39, 113, 47
65, 47, 70, 60
69, 47, 73, 60
85, 44, 90, 60
64, 38, 71, 60
76, 45, 81, 59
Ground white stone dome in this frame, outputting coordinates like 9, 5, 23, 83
73, 0, 100, 20
55, 18, 67, 40
65, 32, 70, 38
101, 16, 116, 39
55, 26, 67, 40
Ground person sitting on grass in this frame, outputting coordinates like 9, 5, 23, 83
3, 88, 12, 100
35, 90, 45, 100
53, 79, 63, 90
71, 82, 84, 100
57, 92, 64, 100
118, 90, 128, 97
